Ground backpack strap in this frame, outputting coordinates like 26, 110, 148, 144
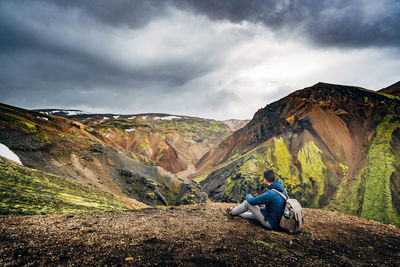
271, 189, 288, 201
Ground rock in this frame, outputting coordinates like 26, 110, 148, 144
120, 168, 134, 177
89, 143, 104, 153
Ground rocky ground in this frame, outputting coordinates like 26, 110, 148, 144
1, 203, 399, 266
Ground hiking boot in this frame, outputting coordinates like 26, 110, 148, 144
219, 207, 234, 218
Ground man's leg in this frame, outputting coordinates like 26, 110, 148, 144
238, 212, 257, 220
231, 201, 272, 229
231, 200, 249, 216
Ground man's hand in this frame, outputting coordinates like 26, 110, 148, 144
245, 194, 253, 201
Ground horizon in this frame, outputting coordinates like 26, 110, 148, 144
4, 79, 398, 121
1, 0, 399, 120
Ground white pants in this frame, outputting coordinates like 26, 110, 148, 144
231, 200, 272, 229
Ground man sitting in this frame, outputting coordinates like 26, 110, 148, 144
221, 170, 287, 230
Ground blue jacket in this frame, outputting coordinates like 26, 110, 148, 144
245, 179, 287, 230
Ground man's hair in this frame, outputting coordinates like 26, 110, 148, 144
263, 170, 276, 183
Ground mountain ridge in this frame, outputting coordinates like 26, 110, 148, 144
379, 81, 400, 97
194, 81, 400, 226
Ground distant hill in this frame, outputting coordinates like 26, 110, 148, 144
194, 81, 400, 226
34, 109, 92, 116
39, 110, 246, 176
0, 103, 207, 208
221, 119, 249, 131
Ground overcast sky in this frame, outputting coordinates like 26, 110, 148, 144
1, 0, 399, 120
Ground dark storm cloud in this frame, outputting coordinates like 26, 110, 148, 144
177, 0, 400, 48
0, 0, 399, 119
0, 0, 227, 96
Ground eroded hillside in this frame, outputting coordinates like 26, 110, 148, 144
42, 112, 245, 176
0, 103, 206, 208
194, 82, 400, 226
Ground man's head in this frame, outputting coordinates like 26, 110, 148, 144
263, 170, 276, 186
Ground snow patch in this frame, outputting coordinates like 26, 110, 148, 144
65, 110, 91, 116
37, 116, 49, 121
125, 129, 135, 132
103, 117, 109, 120
0, 143, 23, 165
113, 115, 120, 119
155, 116, 181, 120
36, 110, 91, 116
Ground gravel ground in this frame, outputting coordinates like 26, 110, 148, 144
1, 203, 399, 266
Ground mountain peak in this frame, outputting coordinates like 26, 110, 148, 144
379, 81, 400, 97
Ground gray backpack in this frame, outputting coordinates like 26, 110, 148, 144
272, 189, 304, 234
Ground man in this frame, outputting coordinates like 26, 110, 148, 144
220, 170, 287, 230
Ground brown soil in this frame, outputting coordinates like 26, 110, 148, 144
1, 203, 399, 266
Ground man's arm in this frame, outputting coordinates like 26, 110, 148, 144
245, 191, 271, 205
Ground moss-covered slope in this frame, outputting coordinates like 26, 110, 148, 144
0, 157, 129, 214
330, 114, 400, 225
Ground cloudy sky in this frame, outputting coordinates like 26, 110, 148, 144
1, 0, 399, 120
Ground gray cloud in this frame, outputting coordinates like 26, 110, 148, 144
0, 0, 246, 117
177, 0, 400, 48
0, 0, 399, 120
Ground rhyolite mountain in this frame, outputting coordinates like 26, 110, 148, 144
0, 103, 208, 211
194, 81, 400, 226
34, 111, 247, 176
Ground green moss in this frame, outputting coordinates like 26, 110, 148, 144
153, 118, 231, 143
20, 121, 38, 134
41, 132, 52, 145
268, 138, 301, 190
138, 142, 152, 153
330, 167, 367, 216
0, 159, 128, 215
224, 176, 239, 193
96, 119, 146, 129
297, 141, 327, 207
130, 153, 139, 161
360, 115, 400, 225
330, 114, 400, 226
339, 163, 348, 177
193, 173, 209, 184
155, 152, 165, 163
147, 192, 156, 198
359, 88, 400, 100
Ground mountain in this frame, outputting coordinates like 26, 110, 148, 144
39, 111, 243, 176
221, 119, 250, 131
194, 82, 400, 226
0, 103, 207, 209
379, 81, 400, 97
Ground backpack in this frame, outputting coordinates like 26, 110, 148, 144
272, 189, 304, 234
